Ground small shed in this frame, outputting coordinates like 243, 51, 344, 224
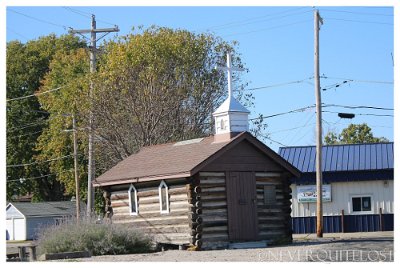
94, 54, 300, 249
6, 201, 77, 241
279, 142, 394, 233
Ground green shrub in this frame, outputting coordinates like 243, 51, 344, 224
37, 221, 154, 256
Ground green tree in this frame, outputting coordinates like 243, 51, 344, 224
324, 123, 389, 145
6, 34, 86, 201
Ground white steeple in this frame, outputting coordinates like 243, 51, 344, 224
213, 53, 250, 141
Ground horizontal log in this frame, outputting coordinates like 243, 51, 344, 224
256, 193, 285, 200
202, 232, 228, 239
202, 212, 227, 218
255, 172, 283, 177
202, 204, 227, 210
201, 193, 226, 200
113, 216, 188, 226
201, 191, 226, 197
257, 208, 290, 213
202, 201, 226, 208
258, 216, 290, 222
202, 208, 226, 214
111, 200, 129, 208
201, 236, 229, 242
111, 193, 129, 201
139, 200, 189, 211
139, 193, 188, 204
203, 215, 227, 223
137, 187, 187, 198
258, 223, 287, 229
203, 225, 228, 233
258, 211, 290, 217
200, 178, 225, 184
202, 197, 227, 204
202, 187, 225, 193
200, 183, 226, 189
203, 221, 227, 228
195, 201, 202, 208
199, 172, 225, 177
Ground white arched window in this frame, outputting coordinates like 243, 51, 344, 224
128, 184, 138, 215
159, 180, 169, 214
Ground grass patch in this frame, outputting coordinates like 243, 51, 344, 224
37, 221, 154, 256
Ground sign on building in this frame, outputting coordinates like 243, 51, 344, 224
297, 185, 331, 203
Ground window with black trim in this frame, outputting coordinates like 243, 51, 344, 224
159, 180, 169, 214
128, 184, 138, 215
352, 196, 371, 212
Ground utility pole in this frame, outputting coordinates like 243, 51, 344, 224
69, 15, 119, 217
314, 9, 324, 238
72, 115, 80, 222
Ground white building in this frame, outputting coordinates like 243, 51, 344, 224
6, 201, 77, 240
279, 142, 394, 233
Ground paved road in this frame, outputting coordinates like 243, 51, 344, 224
63, 232, 394, 262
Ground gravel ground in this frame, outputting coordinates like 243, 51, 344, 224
64, 233, 393, 262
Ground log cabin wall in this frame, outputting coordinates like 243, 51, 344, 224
198, 172, 229, 249
197, 171, 292, 249
108, 178, 192, 245
255, 172, 292, 244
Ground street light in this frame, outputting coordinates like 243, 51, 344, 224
338, 113, 355, 119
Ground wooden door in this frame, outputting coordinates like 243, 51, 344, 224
226, 171, 258, 241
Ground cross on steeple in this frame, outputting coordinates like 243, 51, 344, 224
216, 53, 244, 99
213, 53, 249, 142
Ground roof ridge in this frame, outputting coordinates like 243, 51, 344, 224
140, 135, 215, 151
279, 142, 393, 149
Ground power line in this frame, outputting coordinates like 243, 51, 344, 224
322, 104, 394, 111
319, 8, 393, 17
324, 17, 393, 26
63, 6, 117, 27
8, 8, 69, 30
202, 7, 309, 31
209, 9, 313, 31
321, 76, 393, 85
6, 86, 64, 102
223, 19, 313, 38
322, 110, 394, 117
250, 104, 315, 121
264, 136, 288, 147
7, 169, 74, 183
6, 27, 29, 41
63, 6, 91, 19
6, 154, 75, 168
243, 78, 313, 91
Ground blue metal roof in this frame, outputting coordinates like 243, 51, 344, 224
279, 142, 394, 173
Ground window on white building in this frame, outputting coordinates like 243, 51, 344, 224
128, 184, 138, 215
159, 180, 170, 214
352, 196, 371, 212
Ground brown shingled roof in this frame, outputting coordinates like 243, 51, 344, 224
94, 132, 300, 187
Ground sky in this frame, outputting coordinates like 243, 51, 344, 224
3, 1, 396, 152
